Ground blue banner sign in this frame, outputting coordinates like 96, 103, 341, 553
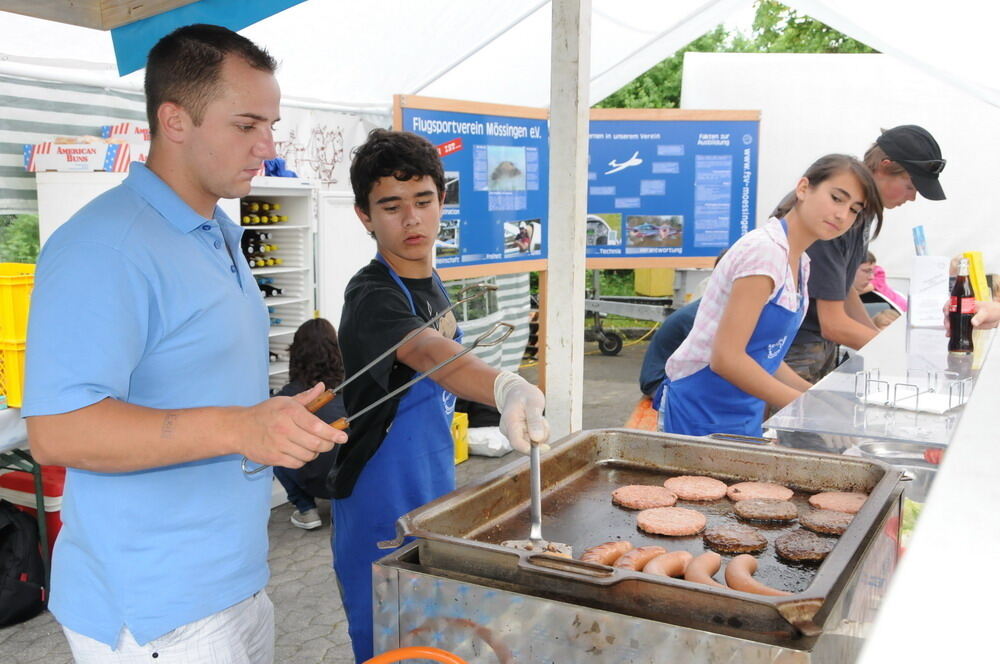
586, 119, 759, 258
401, 107, 549, 268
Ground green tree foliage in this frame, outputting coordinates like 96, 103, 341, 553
595, 26, 736, 109
751, 0, 876, 54
0, 215, 40, 263
595, 1, 876, 109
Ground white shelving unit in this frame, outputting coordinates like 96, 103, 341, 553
36, 171, 317, 395
35, 172, 316, 509
240, 176, 317, 393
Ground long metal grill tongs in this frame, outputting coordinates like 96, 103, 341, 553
241, 303, 510, 476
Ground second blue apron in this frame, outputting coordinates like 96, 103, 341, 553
661, 237, 804, 437
333, 256, 460, 663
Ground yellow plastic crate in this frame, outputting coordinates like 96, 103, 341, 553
634, 268, 674, 297
0, 263, 34, 342
0, 340, 26, 408
452, 411, 469, 465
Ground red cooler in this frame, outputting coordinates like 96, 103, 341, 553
0, 464, 65, 556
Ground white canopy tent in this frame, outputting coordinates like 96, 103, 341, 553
2, 0, 998, 441
2, 0, 1000, 659
1, 0, 998, 111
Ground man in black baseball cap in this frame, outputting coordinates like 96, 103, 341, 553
874, 124, 946, 201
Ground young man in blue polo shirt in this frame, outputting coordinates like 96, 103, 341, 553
22, 25, 346, 662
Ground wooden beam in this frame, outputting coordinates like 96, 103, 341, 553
0, 0, 200, 30
544, 0, 590, 439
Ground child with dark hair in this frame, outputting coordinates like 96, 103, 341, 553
273, 318, 347, 529
333, 128, 549, 662
852, 251, 900, 330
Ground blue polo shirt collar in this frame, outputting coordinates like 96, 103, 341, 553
124, 163, 236, 233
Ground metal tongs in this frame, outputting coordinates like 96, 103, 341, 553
241, 284, 505, 475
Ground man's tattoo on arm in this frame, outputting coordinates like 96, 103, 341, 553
162, 412, 179, 439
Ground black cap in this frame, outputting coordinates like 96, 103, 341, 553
875, 125, 946, 201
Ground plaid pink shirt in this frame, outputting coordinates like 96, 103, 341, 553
666, 217, 810, 381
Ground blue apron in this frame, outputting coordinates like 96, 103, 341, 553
333, 255, 460, 663
660, 222, 804, 437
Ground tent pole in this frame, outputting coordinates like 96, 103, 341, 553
544, 0, 590, 438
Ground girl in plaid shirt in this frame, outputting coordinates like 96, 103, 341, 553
660, 154, 883, 437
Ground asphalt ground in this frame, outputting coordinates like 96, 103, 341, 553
0, 338, 650, 663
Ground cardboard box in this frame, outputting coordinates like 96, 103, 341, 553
101, 123, 151, 165
101, 122, 151, 142
23, 141, 135, 173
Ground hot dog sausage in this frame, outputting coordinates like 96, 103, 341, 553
580, 541, 633, 566
684, 551, 725, 588
642, 550, 693, 578
724, 554, 790, 596
613, 545, 667, 571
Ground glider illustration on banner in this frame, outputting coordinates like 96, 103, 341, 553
605, 150, 643, 175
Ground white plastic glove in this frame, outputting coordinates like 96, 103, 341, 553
494, 371, 550, 454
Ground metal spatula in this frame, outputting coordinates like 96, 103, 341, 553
502, 442, 572, 557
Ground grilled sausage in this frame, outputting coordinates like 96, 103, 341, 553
580, 541, 633, 566
613, 545, 667, 571
684, 551, 725, 588
724, 554, 790, 596
642, 550, 693, 578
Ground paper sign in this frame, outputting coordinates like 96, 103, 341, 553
907, 255, 950, 328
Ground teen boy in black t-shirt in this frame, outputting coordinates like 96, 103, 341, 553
331, 128, 550, 663
331, 261, 454, 497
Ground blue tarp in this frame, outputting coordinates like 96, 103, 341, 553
111, 0, 306, 75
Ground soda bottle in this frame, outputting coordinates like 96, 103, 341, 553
948, 258, 974, 355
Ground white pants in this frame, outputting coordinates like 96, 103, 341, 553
63, 591, 274, 664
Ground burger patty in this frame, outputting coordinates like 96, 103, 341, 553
733, 499, 798, 523
663, 475, 728, 501
636, 506, 707, 536
799, 509, 853, 536
612, 485, 678, 510
808, 491, 867, 514
727, 481, 794, 502
702, 524, 768, 554
775, 530, 836, 563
